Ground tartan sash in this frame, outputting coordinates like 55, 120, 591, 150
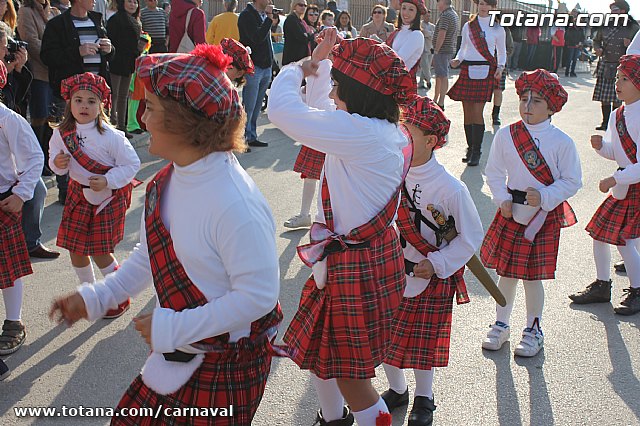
616, 106, 638, 164
468, 18, 497, 67
144, 164, 286, 353
61, 128, 112, 175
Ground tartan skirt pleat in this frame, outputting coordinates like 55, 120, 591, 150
385, 274, 461, 370
592, 61, 619, 103
57, 179, 132, 256
448, 63, 496, 103
111, 343, 273, 426
293, 146, 325, 180
283, 226, 405, 379
586, 183, 640, 246
0, 211, 32, 289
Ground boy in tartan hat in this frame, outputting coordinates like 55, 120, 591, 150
570, 54, 640, 316
49, 44, 284, 425
381, 96, 484, 426
480, 69, 582, 357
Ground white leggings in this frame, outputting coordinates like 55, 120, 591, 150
593, 238, 640, 288
495, 277, 544, 330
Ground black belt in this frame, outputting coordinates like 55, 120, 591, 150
322, 239, 370, 256
405, 259, 417, 277
463, 60, 491, 66
618, 167, 625, 171
0, 188, 13, 201
508, 188, 528, 205
163, 350, 196, 363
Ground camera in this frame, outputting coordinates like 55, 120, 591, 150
272, 7, 283, 14
5, 38, 28, 63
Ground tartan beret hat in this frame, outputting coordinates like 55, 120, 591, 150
220, 38, 255, 75
403, 96, 450, 149
515, 69, 568, 113
61, 72, 112, 110
402, 0, 427, 15
618, 55, 640, 91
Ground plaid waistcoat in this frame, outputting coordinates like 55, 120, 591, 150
616, 106, 638, 164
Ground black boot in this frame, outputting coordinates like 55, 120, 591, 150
568, 279, 612, 304
614, 287, 640, 316
381, 387, 409, 412
467, 124, 485, 167
408, 396, 436, 426
614, 260, 626, 273
462, 124, 472, 163
314, 407, 354, 426
596, 103, 611, 131
492, 105, 501, 126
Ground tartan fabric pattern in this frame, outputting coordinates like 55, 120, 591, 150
332, 37, 415, 103
56, 179, 132, 255
515, 69, 568, 113
386, 30, 420, 92
401, 98, 450, 150
0, 210, 32, 289
136, 47, 242, 120
293, 146, 325, 180
468, 18, 497, 67
618, 54, 640, 90
616, 106, 638, 162
401, 0, 427, 15
0, 61, 6, 89
112, 343, 273, 426
61, 73, 112, 110
60, 129, 113, 175
447, 62, 496, 103
220, 38, 255, 75
593, 61, 620, 103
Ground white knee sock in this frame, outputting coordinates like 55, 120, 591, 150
2, 279, 24, 321
99, 259, 119, 278
382, 363, 407, 394
593, 239, 611, 281
413, 368, 434, 398
523, 280, 544, 330
495, 276, 518, 326
352, 397, 389, 426
618, 239, 640, 288
310, 373, 345, 422
74, 264, 96, 284
300, 178, 317, 217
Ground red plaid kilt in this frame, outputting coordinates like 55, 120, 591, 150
111, 341, 273, 426
385, 271, 464, 370
447, 63, 496, 103
294, 146, 325, 180
480, 204, 575, 280
0, 210, 32, 289
283, 226, 405, 379
586, 183, 640, 246
57, 179, 133, 256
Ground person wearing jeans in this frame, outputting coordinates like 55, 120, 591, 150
243, 65, 272, 145
21, 178, 60, 258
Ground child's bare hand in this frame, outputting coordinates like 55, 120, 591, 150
88, 176, 108, 191
133, 313, 153, 348
599, 176, 616, 193
591, 135, 603, 150
525, 187, 541, 207
413, 259, 435, 280
54, 150, 71, 169
0, 194, 24, 213
300, 60, 320, 78
312, 27, 337, 62
500, 200, 513, 219
49, 292, 88, 327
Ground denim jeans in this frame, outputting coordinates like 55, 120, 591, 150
566, 47, 580, 74
21, 178, 46, 251
510, 41, 523, 69
242, 66, 272, 142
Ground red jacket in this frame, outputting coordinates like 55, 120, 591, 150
168, 0, 206, 53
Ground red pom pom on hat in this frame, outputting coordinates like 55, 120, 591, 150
191, 43, 233, 71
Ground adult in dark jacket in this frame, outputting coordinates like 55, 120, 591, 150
564, 17, 584, 77
107, 0, 142, 135
238, 0, 273, 147
282, 2, 313, 65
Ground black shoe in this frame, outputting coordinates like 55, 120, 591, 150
492, 115, 501, 126
0, 359, 9, 381
58, 191, 67, 205
568, 279, 612, 304
492, 106, 501, 126
614, 261, 626, 273
381, 387, 409, 412
570, 72, 577, 77
565, 72, 569, 77
408, 396, 436, 426
467, 124, 484, 167
314, 407, 354, 425
247, 140, 268, 147
595, 124, 608, 131
29, 244, 61, 259
613, 287, 640, 316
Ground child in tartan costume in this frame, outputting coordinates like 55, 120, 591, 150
269, 31, 414, 426
381, 96, 484, 426
480, 69, 582, 357
49, 44, 285, 425
49, 72, 141, 319
570, 54, 640, 316
0, 61, 39, 356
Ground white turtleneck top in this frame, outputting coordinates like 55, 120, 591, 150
454, 15, 506, 67
599, 100, 640, 186
485, 119, 583, 211
78, 152, 280, 353
390, 24, 425, 70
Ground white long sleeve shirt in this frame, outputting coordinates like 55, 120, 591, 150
78, 152, 281, 353
598, 100, 640, 186
390, 25, 425, 70
48, 122, 141, 189
268, 61, 408, 235
485, 119, 582, 211
454, 16, 506, 67
0, 103, 44, 202
403, 156, 484, 297
627, 30, 640, 55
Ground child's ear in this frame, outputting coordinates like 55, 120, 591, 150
425, 134, 438, 149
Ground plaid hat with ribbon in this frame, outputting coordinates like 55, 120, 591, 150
136, 44, 242, 120
220, 38, 254, 75
61, 72, 112, 110
0, 61, 6, 89
402, 0, 427, 16
332, 37, 415, 104
618, 54, 640, 91
402, 96, 450, 149
515, 69, 568, 113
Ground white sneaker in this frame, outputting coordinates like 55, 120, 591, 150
514, 328, 544, 357
284, 214, 312, 229
482, 321, 510, 351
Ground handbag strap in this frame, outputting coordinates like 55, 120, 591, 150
184, 8, 193, 33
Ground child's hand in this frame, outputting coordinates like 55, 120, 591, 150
599, 176, 616, 193
500, 200, 513, 219
312, 27, 337, 62
525, 187, 541, 207
591, 135, 603, 150
133, 313, 153, 348
0, 194, 24, 213
49, 292, 88, 327
413, 259, 435, 280
53, 150, 71, 169
88, 176, 108, 191
300, 60, 320, 78
450, 59, 461, 69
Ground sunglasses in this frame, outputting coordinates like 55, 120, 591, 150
296, 3, 307, 7
373, 10, 384, 14
308, 12, 319, 15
